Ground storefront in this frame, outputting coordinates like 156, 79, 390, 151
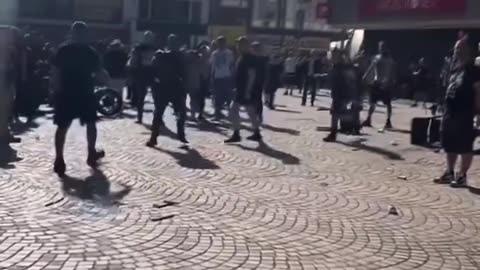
10, 0, 129, 42
136, 0, 209, 46
249, 0, 340, 53
329, 0, 479, 29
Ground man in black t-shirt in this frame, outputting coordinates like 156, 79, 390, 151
128, 31, 156, 124
224, 37, 266, 143
147, 34, 188, 147
435, 38, 480, 188
52, 22, 108, 176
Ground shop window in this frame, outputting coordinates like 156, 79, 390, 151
19, 0, 73, 20
251, 0, 280, 29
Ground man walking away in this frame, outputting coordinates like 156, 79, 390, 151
127, 31, 156, 124
224, 37, 266, 143
265, 53, 284, 110
302, 50, 323, 106
435, 38, 480, 188
52, 22, 108, 176
323, 50, 357, 142
210, 36, 235, 120
104, 39, 128, 97
147, 34, 188, 147
362, 41, 396, 130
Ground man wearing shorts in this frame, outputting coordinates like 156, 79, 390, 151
435, 38, 480, 187
362, 41, 396, 129
52, 22, 107, 176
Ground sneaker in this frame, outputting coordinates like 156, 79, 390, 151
225, 132, 241, 143
450, 174, 468, 188
87, 150, 105, 168
434, 171, 454, 184
385, 120, 393, 129
247, 132, 262, 142
362, 119, 372, 127
53, 159, 66, 177
323, 132, 337, 142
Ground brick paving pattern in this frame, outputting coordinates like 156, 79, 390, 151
1, 94, 480, 270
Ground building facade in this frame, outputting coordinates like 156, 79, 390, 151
135, 0, 210, 46
0, 0, 130, 42
328, 0, 480, 29
249, 0, 339, 53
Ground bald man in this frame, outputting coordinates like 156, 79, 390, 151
147, 34, 188, 146
52, 21, 107, 176
435, 38, 480, 188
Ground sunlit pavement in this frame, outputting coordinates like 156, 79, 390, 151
1, 92, 480, 270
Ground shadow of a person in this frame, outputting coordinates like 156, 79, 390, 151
61, 169, 131, 203
0, 145, 22, 169
336, 138, 404, 161
153, 145, 220, 170
10, 120, 40, 136
235, 142, 301, 165
262, 124, 300, 136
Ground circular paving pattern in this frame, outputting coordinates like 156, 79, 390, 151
1, 97, 480, 270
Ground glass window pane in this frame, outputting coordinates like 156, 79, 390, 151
251, 0, 279, 29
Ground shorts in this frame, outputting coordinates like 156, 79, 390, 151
54, 94, 97, 128
441, 115, 475, 153
369, 84, 392, 105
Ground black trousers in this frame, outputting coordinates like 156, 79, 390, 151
302, 76, 318, 106
151, 85, 187, 138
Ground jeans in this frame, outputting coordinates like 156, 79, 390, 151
229, 102, 261, 131
213, 78, 232, 116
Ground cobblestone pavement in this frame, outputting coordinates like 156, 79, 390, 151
1, 93, 480, 270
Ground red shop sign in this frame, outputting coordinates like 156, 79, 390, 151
359, 0, 466, 17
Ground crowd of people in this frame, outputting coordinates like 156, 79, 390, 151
0, 22, 479, 188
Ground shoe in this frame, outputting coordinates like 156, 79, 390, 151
146, 137, 157, 148
225, 133, 241, 143
385, 120, 393, 129
284, 91, 289, 96
87, 150, 105, 168
362, 119, 372, 127
301, 103, 306, 107
411, 103, 418, 107
323, 132, 337, 142
247, 132, 262, 142
434, 171, 454, 184
135, 119, 143, 124
178, 134, 189, 144
53, 159, 66, 177
450, 174, 468, 188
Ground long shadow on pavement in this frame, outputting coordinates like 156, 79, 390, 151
0, 146, 22, 169
335, 138, 404, 161
152, 145, 220, 170
10, 120, 40, 136
234, 142, 301, 165
61, 169, 131, 203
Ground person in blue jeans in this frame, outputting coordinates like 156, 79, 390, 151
210, 36, 235, 120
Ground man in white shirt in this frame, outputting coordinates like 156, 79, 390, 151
283, 51, 297, 95
210, 36, 235, 120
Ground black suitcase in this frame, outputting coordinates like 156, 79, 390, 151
411, 117, 441, 146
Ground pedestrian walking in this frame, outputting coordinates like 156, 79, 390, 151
210, 36, 235, 120
51, 22, 108, 176
362, 41, 396, 130
435, 38, 480, 188
224, 37, 266, 143
147, 34, 188, 147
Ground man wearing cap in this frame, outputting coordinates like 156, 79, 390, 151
51, 21, 108, 176
128, 31, 156, 124
224, 37, 266, 143
147, 34, 188, 146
